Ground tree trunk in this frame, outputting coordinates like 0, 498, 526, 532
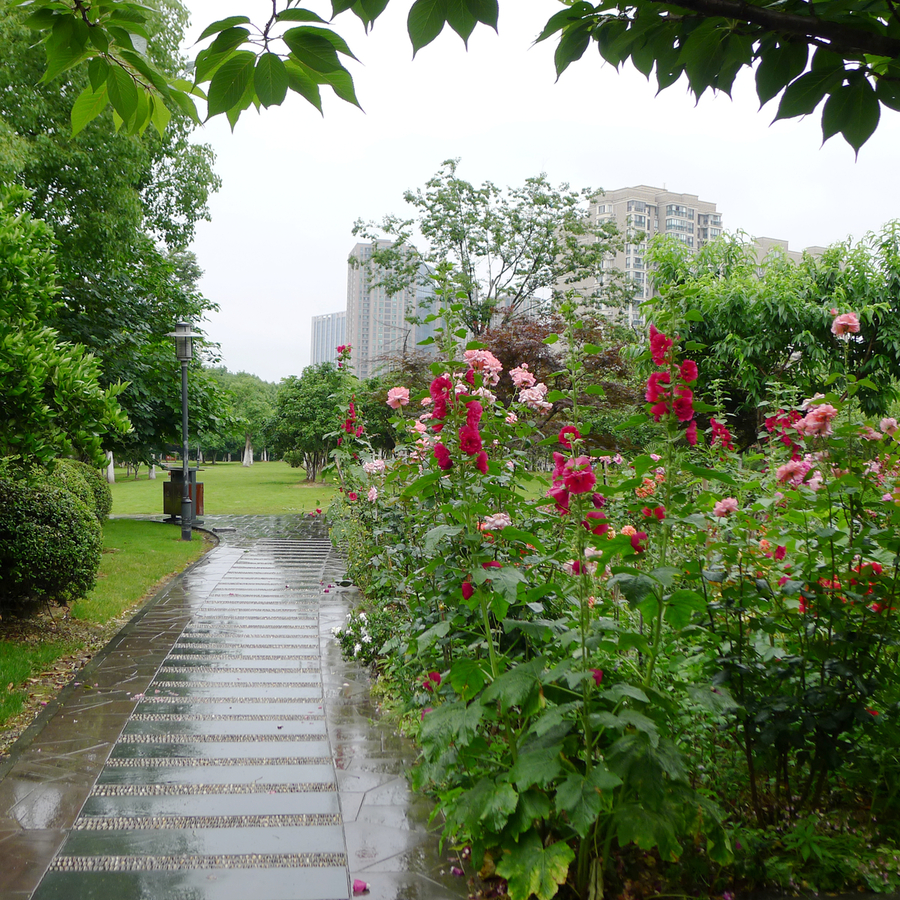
105, 451, 115, 483
242, 434, 254, 467
149, 464, 156, 481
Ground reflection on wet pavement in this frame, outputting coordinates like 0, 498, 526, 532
0, 516, 468, 900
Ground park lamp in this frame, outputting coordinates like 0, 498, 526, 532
167, 322, 202, 541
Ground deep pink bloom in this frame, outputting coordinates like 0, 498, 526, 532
645, 371, 671, 403
466, 400, 483, 426
461, 581, 474, 600
590, 668, 603, 686
424, 671, 441, 692
649, 324, 673, 366
650, 401, 669, 422
433, 443, 453, 470
831, 312, 860, 336
672, 386, 694, 423
348, 491, 358, 501
591, 492, 606, 508
774, 545, 786, 560
483, 561, 502, 570
558, 425, 581, 449
430, 375, 452, 399
475, 451, 488, 474
546, 483, 570, 514
685, 420, 698, 446
583, 510, 608, 535
563, 456, 596, 494
465, 367, 475, 385
459, 424, 483, 455
630, 531, 648, 553
679, 360, 699, 382
552, 452, 567, 481
710, 417, 734, 451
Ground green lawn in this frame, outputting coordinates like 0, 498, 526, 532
1, 519, 208, 728
109, 460, 336, 516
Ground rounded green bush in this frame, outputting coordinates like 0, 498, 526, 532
53, 458, 112, 520
0, 477, 102, 613
48, 458, 95, 516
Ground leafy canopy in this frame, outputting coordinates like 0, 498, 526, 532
19, 0, 900, 150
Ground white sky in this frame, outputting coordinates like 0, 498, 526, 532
182, 0, 900, 383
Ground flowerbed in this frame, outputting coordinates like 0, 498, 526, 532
328, 306, 900, 899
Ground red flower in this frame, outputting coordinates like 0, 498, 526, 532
465, 368, 475, 385
679, 360, 699, 382
591, 492, 606, 509
645, 372, 671, 403
630, 531, 648, 553
546, 484, 570, 514
552, 452, 567, 482
563, 456, 596, 494
475, 451, 488, 474
672, 386, 694, 422
685, 420, 698, 446
649, 324, 673, 366
434, 443, 453, 470
430, 375, 452, 399
423, 671, 442, 692
583, 510, 608, 535
590, 668, 603, 686
466, 400, 483, 426
774, 545, 786, 560
483, 561, 502, 568
710, 417, 734, 451
558, 426, 581, 449
348, 492, 358, 501
461, 581, 474, 600
642, 506, 665, 521
459, 424, 483, 455
650, 401, 669, 422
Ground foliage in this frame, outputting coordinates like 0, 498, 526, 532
0, 472, 102, 614
204, 368, 278, 462
648, 225, 900, 447
20, 0, 900, 151
353, 160, 628, 335
269, 363, 343, 480
0, 185, 131, 467
52, 459, 113, 521
327, 293, 900, 897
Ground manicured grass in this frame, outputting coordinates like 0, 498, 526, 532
109, 460, 335, 516
0, 519, 209, 730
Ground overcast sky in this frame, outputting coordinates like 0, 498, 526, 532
181, 0, 900, 383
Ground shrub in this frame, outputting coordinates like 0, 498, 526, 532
47, 458, 95, 516
53, 458, 112, 520
0, 476, 102, 614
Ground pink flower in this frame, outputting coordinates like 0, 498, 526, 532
367, 486, 378, 502
583, 510, 608, 535
520, 383, 552, 411
558, 425, 581, 448
774, 545, 786, 560
546, 483, 570, 514
466, 400, 483, 426
505, 411, 518, 424
649, 324, 673, 366
348, 491, 358, 502
463, 349, 503, 385
679, 360, 699, 382
386, 386, 410, 409
795, 403, 839, 437
861, 426, 883, 441
433, 443, 453, 470
672, 387, 695, 423
423, 671, 441, 691
461, 581, 474, 600
459, 424, 483, 455
685, 420, 698, 446
510, 364, 536, 389
590, 669, 603, 686
831, 311, 860, 337
630, 531, 648, 553
645, 372, 671, 403
712, 497, 738, 517
776, 458, 811, 485
482, 512, 511, 530
475, 451, 489, 474
563, 456, 596, 494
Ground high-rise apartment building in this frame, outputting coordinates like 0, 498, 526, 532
310, 311, 346, 365
346, 241, 436, 380
591, 186, 723, 324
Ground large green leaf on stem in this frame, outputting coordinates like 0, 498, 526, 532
496, 832, 575, 900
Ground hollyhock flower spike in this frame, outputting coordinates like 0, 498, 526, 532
433, 443, 453, 470
458, 424, 483, 455
679, 360, 699, 382
649, 324, 674, 366
685, 420, 698, 446
386, 387, 410, 409
563, 456, 596, 494
558, 425, 581, 448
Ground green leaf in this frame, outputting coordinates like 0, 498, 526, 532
316, 67, 361, 107
608, 572, 656, 606
197, 16, 251, 42
664, 588, 706, 628
449, 658, 486, 701
148, 94, 171, 136
420, 699, 483, 746
284, 60, 323, 113
423, 524, 462, 554
408, 0, 448, 55
683, 308, 704, 322
774, 68, 841, 121
277, 8, 328, 23
106, 66, 139, 125
821, 77, 880, 153
555, 765, 621, 836
542, 333, 560, 344
554, 21, 592, 77
683, 461, 737, 485
755, 40, 808, 106
71, 82, 109, 136
283, 27, 345, 73
496, 832, 575, 900
416, 619, 450, 653
509, 743, 564, 790
255, 53, 289, 108
207, 26, 251, 56
483, 658, 543, 711
207, 51, 255, 117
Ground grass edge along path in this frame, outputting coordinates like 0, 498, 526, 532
0, 519, 211, 753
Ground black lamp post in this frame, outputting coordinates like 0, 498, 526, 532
168, 322, 201, 541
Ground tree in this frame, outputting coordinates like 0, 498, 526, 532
0, 185, 130, 466
269, 363, 343, 480
353, 159, 627, 336
0, 2, 226, 465
19, 1, 900, 151
206, 369, 278, 465
647, 225, 900, 446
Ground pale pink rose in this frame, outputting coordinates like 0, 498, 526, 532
712, 497, 739, 517
362, 459, 386, 475
505, 411, 518, 425
386, 386, 410, 409
795, 403, 839, 436
367, 486, 378, 502
883, 493, 895, 502
831, 312, 860, 337
880, 417, 898, 435
776, 459, 812, 485
421, 396, 433, 406
463, 349, 503, 385
482, 512, 512, 530
510, 364, 536, 389
620, 525, 637, 536
520, 383, 552, 411
861, 426, 883, 441
800, 393, 825, 411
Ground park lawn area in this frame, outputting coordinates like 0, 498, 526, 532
109, 460, 335, 516
0, 519, 210, 740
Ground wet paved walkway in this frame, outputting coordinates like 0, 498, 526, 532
0, 516, 467, 900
